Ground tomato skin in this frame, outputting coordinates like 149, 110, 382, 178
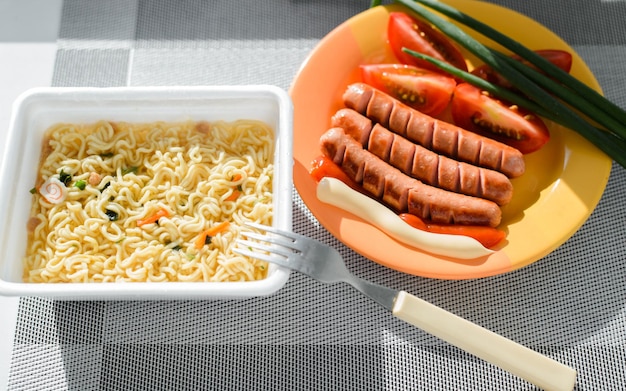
471, 49, 573, 89
310, 155, 362, 190
531, 49, 573, 72
388, 12, 468, 72
451, 83, 550, 154
360, 64, 456, 116
398, 213, 506, 249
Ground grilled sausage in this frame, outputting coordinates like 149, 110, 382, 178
342, 83, 525, 178
331, 108, 514, 205
320, 127, 502, 227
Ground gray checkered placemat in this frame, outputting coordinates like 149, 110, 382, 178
8, 1, 626, 390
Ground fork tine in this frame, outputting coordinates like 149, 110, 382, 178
235, 223, 306, 271
232, 245, 271, 262
236, 238, 293, 259
243, 222, 305, 242
233, 245, 291, 268
240, 231, 299, 252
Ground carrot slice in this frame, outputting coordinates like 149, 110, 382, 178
225, 190, 241, 202
225, 174, 243, 201
137, 208, 170, 227
194, 221, 230, 249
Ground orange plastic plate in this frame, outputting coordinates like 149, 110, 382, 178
290, 0, 611, 279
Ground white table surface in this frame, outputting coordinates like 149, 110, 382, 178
0, 0, 62, 388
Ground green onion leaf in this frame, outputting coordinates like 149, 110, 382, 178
74, 180, 87, 190
403, 48, 543, 114
59, 169, 72, 186
105, 209, 119, 221
405, 0, 626, 127
402, 48, 626, 168
492, 50, 626, 140
122, 166, 138, 175
394, 0, 626, 168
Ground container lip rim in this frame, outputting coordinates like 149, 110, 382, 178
0, 268, 291, 298
15, 84, 292, 97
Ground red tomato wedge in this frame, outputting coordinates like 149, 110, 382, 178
451, 83, 550, 154
388, 12, 468, 72
471, 49, 573, 89
309, 155, 361, 190
360, 64, 456, 116
398, 213, 506, 249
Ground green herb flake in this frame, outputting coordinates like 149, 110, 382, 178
74, 180, 87, 190
105, 209, 119, 221
59, 169, 72, 186
29, 187, 37, 194
122, 166, 138, 175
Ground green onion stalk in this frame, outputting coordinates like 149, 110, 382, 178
391, 0, 626, 168
403, 49, 626, 168
402, 49, 550, 117
405, 0, 626, 128
491, 51, 626, 138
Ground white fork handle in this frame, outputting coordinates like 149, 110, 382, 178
392, 291, 577, 391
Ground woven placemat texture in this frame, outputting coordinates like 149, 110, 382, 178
8, 0, 626, 390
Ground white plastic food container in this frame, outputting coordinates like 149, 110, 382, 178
0, 86, 293, 300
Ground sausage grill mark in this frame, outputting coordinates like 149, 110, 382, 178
343, 83, 525, 178
331, 108, 514, 205
320, 127, 502, 227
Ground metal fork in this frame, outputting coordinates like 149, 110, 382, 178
235, 223, 577, 391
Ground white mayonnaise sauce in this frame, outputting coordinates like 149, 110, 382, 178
316, 177, 493, 259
